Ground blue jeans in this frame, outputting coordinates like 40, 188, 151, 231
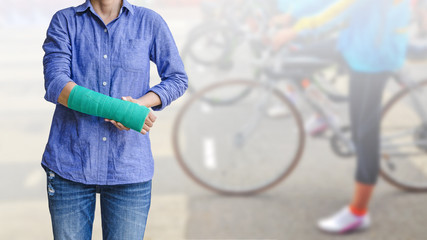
44, 167, 151, 240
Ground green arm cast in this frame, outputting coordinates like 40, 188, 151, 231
67, 85, 150, 132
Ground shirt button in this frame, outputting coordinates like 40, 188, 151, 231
102, 137, 107, 142
102, 81, 107, 86
103, 54, 108, 59
104, 28, 107, 32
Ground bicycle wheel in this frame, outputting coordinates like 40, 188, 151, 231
380, 79, 427, 191
172, 80, 305, 195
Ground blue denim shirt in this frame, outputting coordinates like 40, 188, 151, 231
41, 0, 188, 185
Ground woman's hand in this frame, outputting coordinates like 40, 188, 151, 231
271, 27, 297, 51
105, 96, 157, 134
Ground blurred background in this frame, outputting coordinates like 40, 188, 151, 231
2, 0, 427, 239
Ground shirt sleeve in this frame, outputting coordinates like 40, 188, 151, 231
148, 13, 188, 111
42, 11, 74, 104
292, 0, 355, 32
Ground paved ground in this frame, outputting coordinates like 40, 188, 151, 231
1, 1, 427, 240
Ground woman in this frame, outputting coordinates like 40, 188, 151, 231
41, 0, 188, 239
271, 0, 411, 234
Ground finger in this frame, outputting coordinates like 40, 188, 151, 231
117, 124, 127, 131
145, 118, 153, 127
148, 112, 157, 122
110, 120, 120, 129
122, 96, 136, 103
122, 96, 132, 101
115, 121, 125, 129
143, 124, 150, 132
116, 122, 130, 131
141, 129, 147, 135
111, 120, 126, 131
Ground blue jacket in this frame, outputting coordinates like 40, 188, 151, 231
277, 0, 338, 18
279, 0, 411, 73
337, 0, 411, 72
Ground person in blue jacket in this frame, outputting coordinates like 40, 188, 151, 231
271, 0, 411, 234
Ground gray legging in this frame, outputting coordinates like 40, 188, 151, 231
349, 71, 389, 185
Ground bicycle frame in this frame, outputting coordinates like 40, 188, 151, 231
246, 44, 358, 157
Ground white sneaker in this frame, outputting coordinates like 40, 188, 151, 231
305, 114, 328, 136
305, 113, 341, 136
317, 206, 371, 234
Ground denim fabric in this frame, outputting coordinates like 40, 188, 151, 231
44, 167, 151, 240
41, 0, 188, 185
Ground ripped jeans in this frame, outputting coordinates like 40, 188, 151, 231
43, 167, 151, 240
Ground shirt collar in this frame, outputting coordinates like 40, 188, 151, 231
76, 0, 134, 15
75, 0, 92, 13
122, 0, 134, 15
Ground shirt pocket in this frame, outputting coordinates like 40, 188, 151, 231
120, 39, 150, 72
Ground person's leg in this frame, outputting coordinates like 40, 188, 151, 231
318, 72, 388, 233
100, 180, 152, 240
44, 167, 96, 240
350, 72, 388, 209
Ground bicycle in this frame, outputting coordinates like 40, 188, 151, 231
172, 43, 427, 195
181, 0, 427, 105
181, 0, 349, 104
181, 0, 283, 102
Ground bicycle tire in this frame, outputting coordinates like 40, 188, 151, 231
172, 80, 305, 195
380, 79, 427, 191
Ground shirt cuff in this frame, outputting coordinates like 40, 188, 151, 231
44, 76, 73, 104
148, 85, 169, 111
